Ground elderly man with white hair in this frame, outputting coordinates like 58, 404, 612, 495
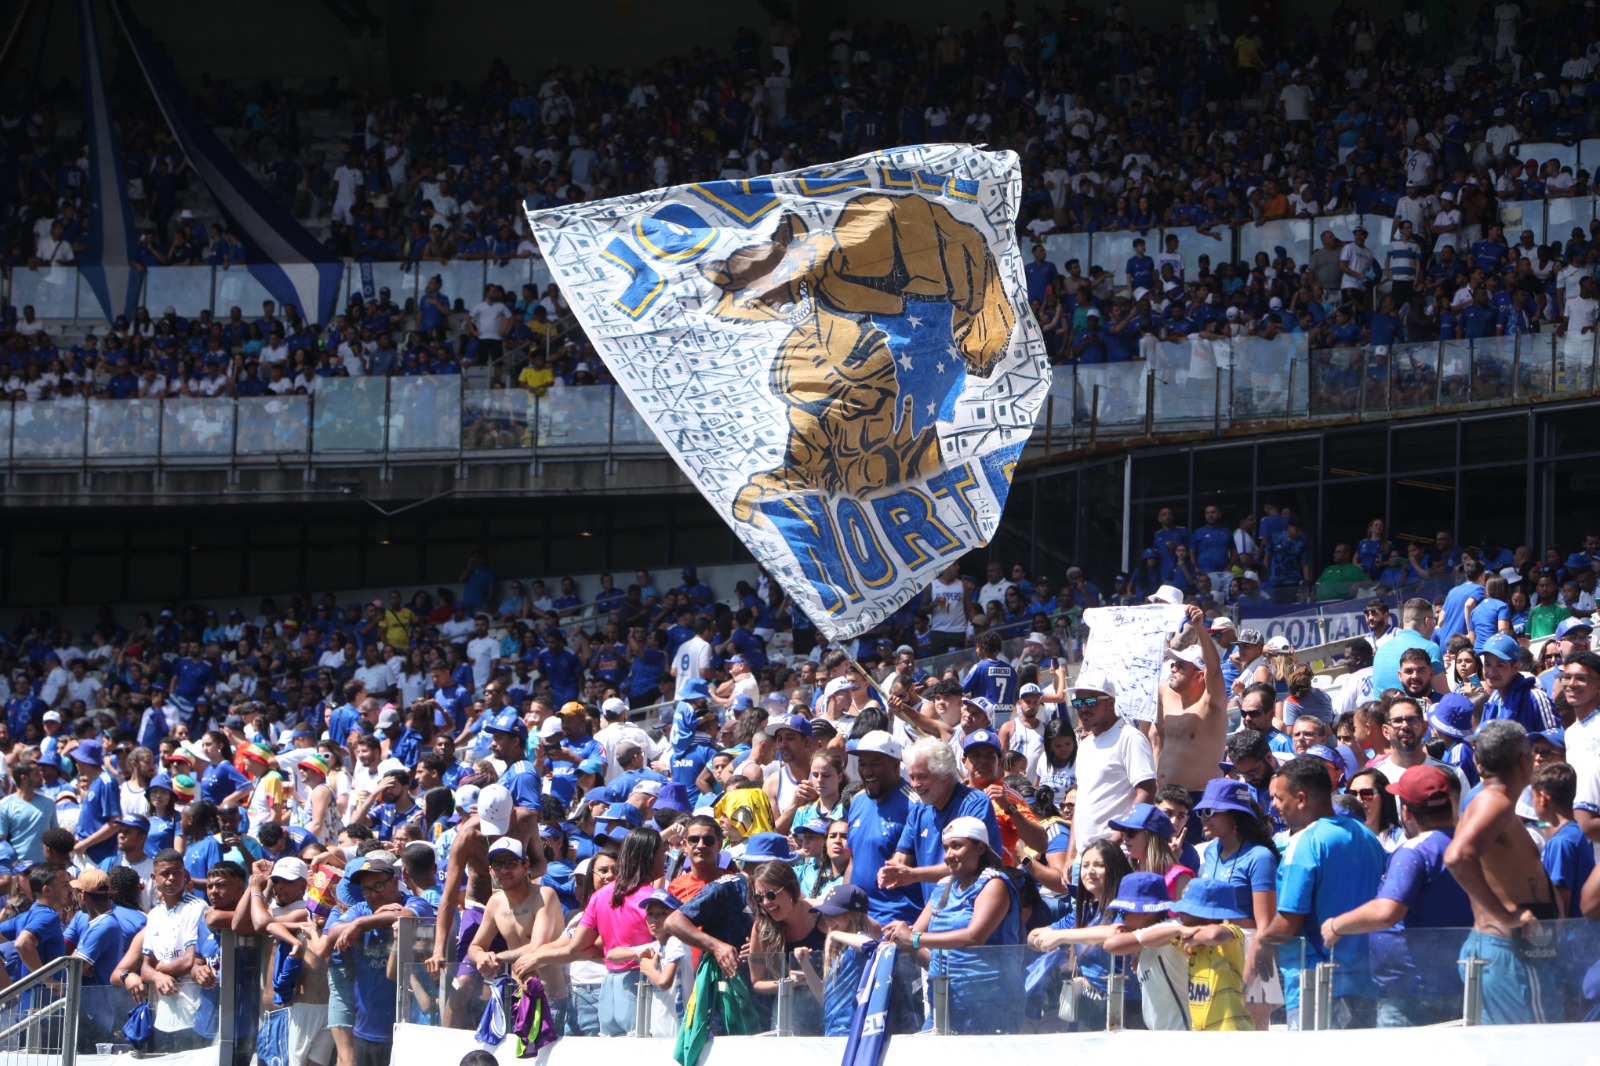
877, 738, 1001, 912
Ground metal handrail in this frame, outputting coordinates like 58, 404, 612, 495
0, 954, 82, 1064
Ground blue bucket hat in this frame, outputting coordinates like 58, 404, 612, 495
741, 832, 798, 863
655, 782, 692, 814
680, 678, 711, 701
1192, 777, 1257, 818
1428, 693, 1475, 741
1170, 878, 1250, 922
1108, 872, 1173, 914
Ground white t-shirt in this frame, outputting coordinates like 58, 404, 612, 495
466, 636, 500, 688
1073, 719, 1157, 846
470, 301, 511, 341
1432, 209, 1462, 252
977, 579, 1013, 613
354, 662, 397, 694
1278, 83, 1313, 122
1565, 707, 1600, 813
674, 636, 712, 698
928, 577, 967, 634
145, 896, 206, 1031
1565, 295, 1599, 334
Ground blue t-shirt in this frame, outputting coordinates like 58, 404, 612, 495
1275, 815, 1386, 1008
1434, 582, 1485, 646
629, 648, 665, 700
895, 785, 1002, 908
1369, 828, 1473, 998
200, 761, 251, 807
535, 649, 583, 706
1542, 820, 1596, 919
328, 895, 436, 1042
847, 785, 919, 924
1371, 631, 1446, 696
432, 686, 474, 733
1469, 597, 1511, 652
0, 904, 64, 974
1190, 524, 1232, 572
370, 801, 424, 841
960, 658, 1016, 716
0, 792, 57, 864
499, 760, 544, 809
76, 772, 123, 863
77, 908, 144, 984
1197, 840, 1277, 901
549, 738, 602, 807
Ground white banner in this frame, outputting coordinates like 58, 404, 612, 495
527, 145, 1049, 640
1080, 603, 1187, 722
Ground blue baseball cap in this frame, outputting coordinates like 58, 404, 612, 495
577, 757, 606, 776
1480, 633, 1521, 662
1533, 728, 1568, 751
483, 710, 528, 740
794, 816, 830, 836
961, 696, 996, 719
1555, 617, 1594, 640
730, 694, 754, 712
726, 655, 747, 665
1108, 802, 1174, 840
811, 884, 868, 916
582, 786, 612, 806
637, 888, 682, 912
961, 728, 1002, 754
114, 814, 150, 832
764, 713, 812, 738
599, 802, 642, 829
680, 678, 711, 701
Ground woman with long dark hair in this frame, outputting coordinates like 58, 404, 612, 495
1027, 839, 1136, 1031
522, 827, 664, 1036
1193, 776, 1282, 1027
1348, 767, 1405, 851
748, 860, 826, 1032
1037, 718, 1078, 803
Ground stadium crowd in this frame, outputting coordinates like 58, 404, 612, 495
0, 503, 1591, 1059
13, 2, 1600, 401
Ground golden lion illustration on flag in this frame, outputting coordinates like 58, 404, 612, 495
700, 192, 1016, 523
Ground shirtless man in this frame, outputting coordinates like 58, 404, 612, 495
464, 838, 563, 979
1153, 604, 1228, 843
1444, 720, 1560, 1024
426, 783, 542, 1026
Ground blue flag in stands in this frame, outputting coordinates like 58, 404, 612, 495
842, 941, 896, 1066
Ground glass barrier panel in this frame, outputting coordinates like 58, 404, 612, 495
1160, 226, 1229, 283
0, 404, 9, 461
1360, 344, 1391, 411
1545, 195, 1595, 242
144, 265, 215, 318
462, 388, 534, 450
1516, 332, 1555, 400
1499, 199, 1545, 246
1150, 339, 1217, 423
352, 261, 420, 310
88, 397, 160, 458
1042, 232, 1091, 279
10, 398, 86, 459
1519, 141, 1579, 170
213, 269, 277, 320
484, 257, 533, 298
1439, 339, 1472, 404
1307, 346, 1361, 417
608, 388, 657, 446
312, 376, 388, 452
1555, 330, 1596, 394
1073, 361, 1146, 426
1389, 340, 1439, 411
537, 386, 612, 447
11, 265, 80, 318
1240, 220, 1312, 274
1231, 335, 1294, 418
1088, 229, 1148, 285
431, 260, 488, 315
1458, 917, 1599, 1026
1468, 334, 1518, 403
161, 396, 235, 457
236, 394, 310, 454
389, 374, 462, 452
1036, 367, 1077, 432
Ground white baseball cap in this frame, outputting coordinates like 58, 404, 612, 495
823, 676, 860, 700
487, 837, 525, 861
375, 758, 408, 778
1073, 670, 1118, 699
42, 711, 61, 724
270, 857, 309, 882
848, 730, 903, 760
630, 779, 663, 797
1264, 635, 1294, 653
1018, 683, 1044, 698
1148, 584, 1184, 605
478, 783, 514, 836
1166, 644, 1205, 668
601, 697, 629, 718
1025, 632, 1049, 646
454, 784, 481, 813
941, 815, 992, 847
537, 717, 565, 740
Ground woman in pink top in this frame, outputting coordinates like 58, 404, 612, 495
523, 827, 666, 1035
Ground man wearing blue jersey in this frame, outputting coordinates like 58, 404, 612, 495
484, 711, 542, 809
960, 630, 1016, 718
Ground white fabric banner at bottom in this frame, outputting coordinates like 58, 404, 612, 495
392, 1020, 1597, 1066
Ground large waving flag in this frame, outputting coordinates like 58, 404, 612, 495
76, 0, 141, 323
528, 145, 1048, 640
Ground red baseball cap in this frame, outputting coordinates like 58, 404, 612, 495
1385, 765, 1453, 809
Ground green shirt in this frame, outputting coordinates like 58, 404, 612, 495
1316, 563, 1371, 600
1528, 601, 1570, 640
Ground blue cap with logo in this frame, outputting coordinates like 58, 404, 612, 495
1480, 633, 1521, 662
961, 728, 1002, 754
483, 710, 528, 740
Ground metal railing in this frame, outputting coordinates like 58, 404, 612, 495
0, 956, 82, 1066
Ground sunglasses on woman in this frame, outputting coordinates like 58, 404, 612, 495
753, 889, 785, 903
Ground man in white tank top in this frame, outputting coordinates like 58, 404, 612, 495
763, 713, 816, 832
1000, 684, 1047, 780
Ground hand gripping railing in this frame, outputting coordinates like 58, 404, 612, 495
0, 956, 83, 1066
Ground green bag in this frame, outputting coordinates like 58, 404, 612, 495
674, 952, 763, 1066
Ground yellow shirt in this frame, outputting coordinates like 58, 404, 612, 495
1185, 923, 1253, 1031
518, 365, 554, 396
382, 607, 417, 650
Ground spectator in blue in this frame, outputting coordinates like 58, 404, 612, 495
878, 739, 1002, 911
1264, 518, 1311, 591
429, 663, 473, 733
458, 549, 496, 611
677, 566, 713, 607
1469, 573, 1513, 654
1320, 765, 1474, 1028
484, 712, 542, 809
1435, 556, 1486, 648
2, 863, 69, 975
1071, 308, 1111, 362
1261, 756, 1386, 1029
1479, 634, 1559, 732
668, 679, 721, 793
0, 760, 56, 865
71, 741, 122, 865
535, 631, 583, 707
1189, 504, 1235, 590
1125, 238, 1155, 294
1024, 244, 1059, 304
197, 731, 252, 808
317, 852, 435, 1066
